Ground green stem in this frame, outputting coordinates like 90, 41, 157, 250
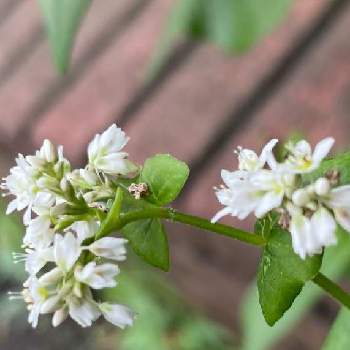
95, 187, 124, 240
312, 272, 350, 309
116, 207, 265, 246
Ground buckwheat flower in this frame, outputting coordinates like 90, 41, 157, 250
99, 303, 135, 329
287, 203, 336, 259
52, 306, 69, 327
13, 247, 54, 275
74, 261, 119, 289
87, 237, 128, 261
71, 219, 99, 242
88, 124, 137, 176
285, 137, 334, 173
236, 139, 278, 171
26, 139, 58, 169
67, 290, 101, 328
2, 155, 39, 224
9, 276, 59, 328
39, 267, 64, 286
54, 233, 81, 273
212, 169, 292, 223
67, 168, 99, 189
324, 185, 350, 232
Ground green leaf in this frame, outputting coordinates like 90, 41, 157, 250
38, 0, 91, 73
322, 308, 350, 350
302, 152, 350, 186
257, 221, 322, 326
241, 226, 350, 350
140, 154, 189, 206
149, 0, 291, 80
122, 218, 169, 271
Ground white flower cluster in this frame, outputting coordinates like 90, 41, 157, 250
213, 137, 350, 259
2, 124, 136, 328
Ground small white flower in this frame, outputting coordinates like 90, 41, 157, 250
314, 177, 331, 196
236, 139, 278, 171
291, 188, 311, 207
40, 294, 62, 314
24, 216, 54, 249
67, 294, 101, 328
212, 169, 290, 223
288, 204, 336, 259
99, 303, 135, 329
52, 306, 69, 327
27, 139, 58, 168
2, 155, 39, 224
74, 261, 119, 289
13, 247, 54, 275
88, 124, 137, 175
39, 267, 64, 286
54, 233, 81, 272
71, 220, 99, 242
325, 185, 350, 232
10, 276, 55, 328
87, 237, 127, 261
67, 168, 99, 189
285, 137, 334, 173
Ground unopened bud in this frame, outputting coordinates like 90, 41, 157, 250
39, 267, 63, 285
42, 139, 57, 163
292, 188, 310, 207
41, 295, 61, 314
52, 307, 68, 327
314, 177, 331, 196
283, 173, 295, 187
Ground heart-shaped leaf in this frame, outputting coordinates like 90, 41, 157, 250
122, 218, 169, 271
140, 154, 189, 206
257, 220, 322, 326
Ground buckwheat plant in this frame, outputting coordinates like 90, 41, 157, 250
3, 125, 350, 331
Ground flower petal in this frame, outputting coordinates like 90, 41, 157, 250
312, 137, 334, 166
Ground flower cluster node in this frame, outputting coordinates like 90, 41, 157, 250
2, 124, 137, 329
128, 182, 149, 200
213, 137, 350, 259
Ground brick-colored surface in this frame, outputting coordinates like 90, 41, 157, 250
0, 0, 138, 137
33, 0, 174, 162
34, 0, 325, 165
0, 0, 41, 69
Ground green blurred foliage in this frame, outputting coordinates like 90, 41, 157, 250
38, 0, 92, 73
102, 266, 234, 350
322, 307, 350, 350
148, 0, 291, 80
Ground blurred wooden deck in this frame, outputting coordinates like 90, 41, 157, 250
1, 0, 350, 348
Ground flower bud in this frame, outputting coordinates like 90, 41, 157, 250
41, 294, 61, 314
314, 177, 331, 196
52, 307, 68, 327
283, 173, 295, 187
292, 188, 310, 207
39, 267, 63, 285
42, 139, 57, 163
306, 184, 315, 196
